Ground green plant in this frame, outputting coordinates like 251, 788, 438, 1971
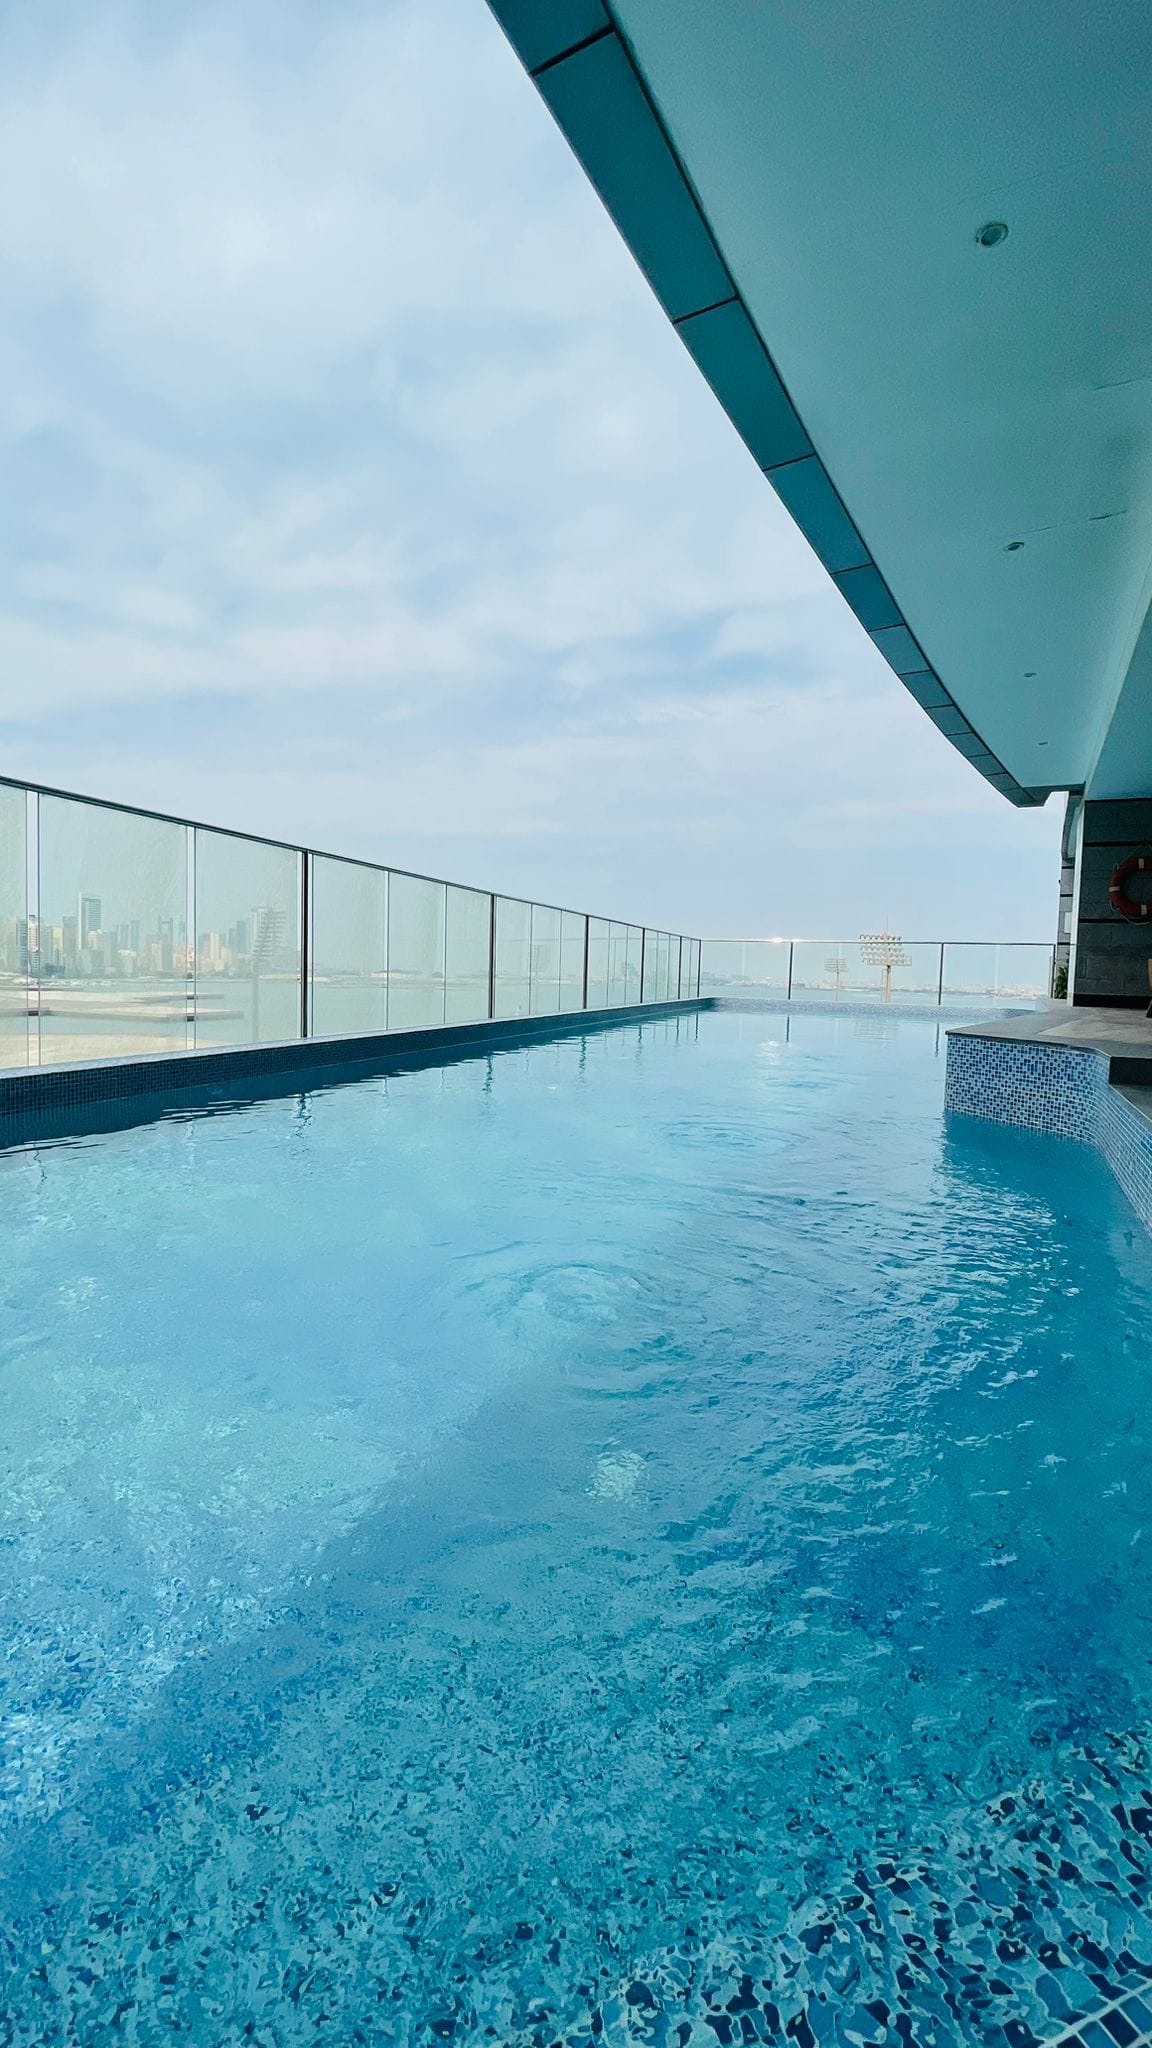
1052, 961, 1068, 999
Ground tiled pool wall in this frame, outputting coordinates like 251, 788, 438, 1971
0, 999, 712, 1146
1101, 1082, 1152, 1237
714, 994, 1043, 1025
945, 1031, 1152, 1235
944, 1035, 1108, 1143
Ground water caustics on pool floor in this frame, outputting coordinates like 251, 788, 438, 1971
2, 1008, 1152, 2048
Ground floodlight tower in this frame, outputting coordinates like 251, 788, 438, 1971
859, 931, 909, 1004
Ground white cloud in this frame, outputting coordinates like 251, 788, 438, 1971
0, 0, 1062, 937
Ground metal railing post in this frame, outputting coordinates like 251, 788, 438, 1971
187, 823, 197, 1049
936, 941, 945, 1006
28, 788, 40, 1068
581, 914, 590, 1010
639, 928, 647, 1004
299, 850, 310, 1040
786, 939, 794, 1001
487, 895, 496, 1020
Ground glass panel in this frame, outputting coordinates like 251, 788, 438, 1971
840, 937, 938, 1005
606, 921, 630, 1007
0, 786, 28, 1068
37, 795, 189, 1064
444, 884, 490, 1025
866, 939, 943, 1005
310, 855, 386, 1039
387, 873, 445, 1030
699, 939, 789, 995
941, 942, 1054, 1007
586, 917, 610, 1009
494, 897, 531, 1019
194, 828, 300, 1047
559, 910, 586, 1011
641, 929, 658, 1002
529, 904, 562, 1015
625, 925, 644, 1004
789, 938, 952, 1005
789, 939, 852, 999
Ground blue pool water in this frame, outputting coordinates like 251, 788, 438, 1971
2, 1007, 1152, 2048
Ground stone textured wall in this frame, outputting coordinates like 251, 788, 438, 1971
1073, 797, 1152, 1006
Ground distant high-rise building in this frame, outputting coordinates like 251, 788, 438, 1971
78, 896, 101, 947
250, 906, 285, 966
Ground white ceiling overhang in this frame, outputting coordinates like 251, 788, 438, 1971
487, 0, 1152, 805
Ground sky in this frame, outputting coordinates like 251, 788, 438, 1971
0, 0, 1063, 940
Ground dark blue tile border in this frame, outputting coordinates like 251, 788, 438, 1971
0, 1000, 715, 1149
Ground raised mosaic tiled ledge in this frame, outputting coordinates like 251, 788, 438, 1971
945, 1028, 1152, 1236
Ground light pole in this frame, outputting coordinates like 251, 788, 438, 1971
859, 931, 909, 1004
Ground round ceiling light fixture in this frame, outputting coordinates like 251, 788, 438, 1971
976, 220, 1009, 248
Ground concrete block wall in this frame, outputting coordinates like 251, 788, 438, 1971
1072, 797, 1152, 1007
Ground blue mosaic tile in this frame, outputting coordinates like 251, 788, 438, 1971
1100, 1091, 1152, 1238
944, 1034, 1152, 1238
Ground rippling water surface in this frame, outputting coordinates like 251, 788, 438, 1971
2, 1007, 1152, 2047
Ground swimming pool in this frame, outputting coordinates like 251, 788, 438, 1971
2, 1006, 1151, 2047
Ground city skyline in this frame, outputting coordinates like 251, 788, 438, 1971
2, 895, 293, 981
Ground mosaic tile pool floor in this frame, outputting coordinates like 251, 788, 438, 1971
1, 1008, 1151, 2046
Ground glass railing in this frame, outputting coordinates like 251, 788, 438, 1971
701, 938, 1056, 1007
0, 777, 702, 1069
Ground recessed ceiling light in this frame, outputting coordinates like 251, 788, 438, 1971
1005, 540, 1024, 551
976, 220, 1009, 247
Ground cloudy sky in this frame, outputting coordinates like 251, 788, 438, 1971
0, 0, 1062, 938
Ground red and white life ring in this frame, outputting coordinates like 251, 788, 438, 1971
1109, 853, 1152, 921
